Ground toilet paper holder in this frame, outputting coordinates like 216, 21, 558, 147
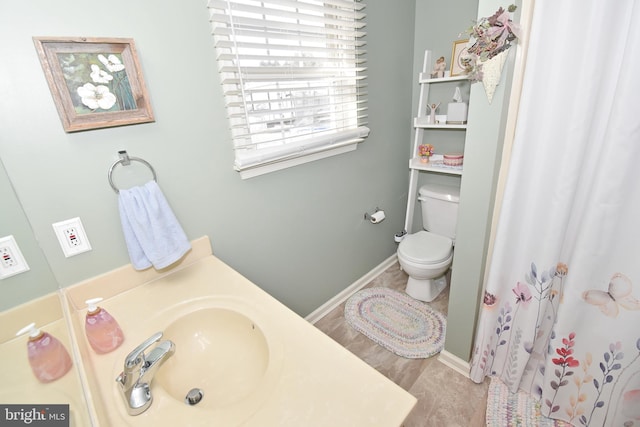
364, 207, 380, 220
364, 207, 385, 224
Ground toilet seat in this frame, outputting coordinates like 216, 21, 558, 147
398, 231, 452, 265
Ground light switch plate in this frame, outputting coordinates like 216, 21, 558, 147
0, 235, 30, 279
52, 217, 92, 257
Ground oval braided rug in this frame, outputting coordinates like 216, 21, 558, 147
344, 287, 446, 359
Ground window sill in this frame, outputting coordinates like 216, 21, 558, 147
236, 141, 360, 179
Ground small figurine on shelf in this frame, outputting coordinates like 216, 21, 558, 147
427, 102, 440, 124
431, 56, 446, 78
418, 144, 434, 163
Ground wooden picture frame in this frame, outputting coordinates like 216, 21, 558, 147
33, 37, 154, 132
450, 39, 470, 77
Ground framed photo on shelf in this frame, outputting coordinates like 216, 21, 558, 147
33, 37, 154, 132
450, 39, 470, 77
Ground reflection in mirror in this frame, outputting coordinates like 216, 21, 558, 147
0, 159, 92, 422
0, 157, 59, 311
0, 292, 93, 426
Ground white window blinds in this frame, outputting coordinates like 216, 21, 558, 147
207, 0, 369, 177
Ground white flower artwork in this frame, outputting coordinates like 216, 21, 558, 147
76, 83, 117, 110
89, 64, 113, 84
34, 37, 155, 132
98, 54, 125, 72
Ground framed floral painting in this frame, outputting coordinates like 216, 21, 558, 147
33, 37, 154, 132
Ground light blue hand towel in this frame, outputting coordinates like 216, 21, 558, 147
118, 180, 191, 270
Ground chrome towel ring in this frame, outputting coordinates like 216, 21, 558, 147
108, 150, 157, 194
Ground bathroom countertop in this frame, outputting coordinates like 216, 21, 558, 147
64, 237, 417, 426
0, 294, 93, 427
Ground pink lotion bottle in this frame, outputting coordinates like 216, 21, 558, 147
84, 297, 124, 354
16, 323, 72, 383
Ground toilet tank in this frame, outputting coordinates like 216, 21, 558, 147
418, 183, 460, 239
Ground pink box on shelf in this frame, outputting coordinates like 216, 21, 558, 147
443, 153, 464, 166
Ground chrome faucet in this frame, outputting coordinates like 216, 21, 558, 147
116, 331, 175, 415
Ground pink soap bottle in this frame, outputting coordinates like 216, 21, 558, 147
16, 323, 72, 383
84, 297, 124, 354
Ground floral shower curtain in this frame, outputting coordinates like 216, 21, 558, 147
469, 1, 640, 426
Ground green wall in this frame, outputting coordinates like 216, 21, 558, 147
443, 0, 521, 360
0, 159, 58, 309
0, 0, 417, 315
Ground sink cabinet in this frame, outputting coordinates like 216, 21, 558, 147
52, 236, 416, 426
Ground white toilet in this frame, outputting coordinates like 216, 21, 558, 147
397, 183, 460, 302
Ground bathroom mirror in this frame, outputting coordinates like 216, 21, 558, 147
0, 157, 94, 426
0, 157, 59, 311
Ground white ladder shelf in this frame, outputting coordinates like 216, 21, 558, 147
401, 50, 469, 235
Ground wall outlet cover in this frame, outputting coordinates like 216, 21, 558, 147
0, 235, 30, 279
52, 217, 92, 258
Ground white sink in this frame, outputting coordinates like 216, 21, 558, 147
155, 307, 271, 409
110, 297, 284, 426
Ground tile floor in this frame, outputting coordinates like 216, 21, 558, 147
313, 262, 490, 427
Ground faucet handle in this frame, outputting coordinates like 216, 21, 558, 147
125, 332, 163, 369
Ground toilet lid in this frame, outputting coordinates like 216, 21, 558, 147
398, 231, 452, 264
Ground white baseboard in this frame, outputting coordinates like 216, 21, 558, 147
305, 254, 398, 324
437, 350, 470, 378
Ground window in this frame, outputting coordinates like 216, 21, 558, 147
208, 0, 369, 178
